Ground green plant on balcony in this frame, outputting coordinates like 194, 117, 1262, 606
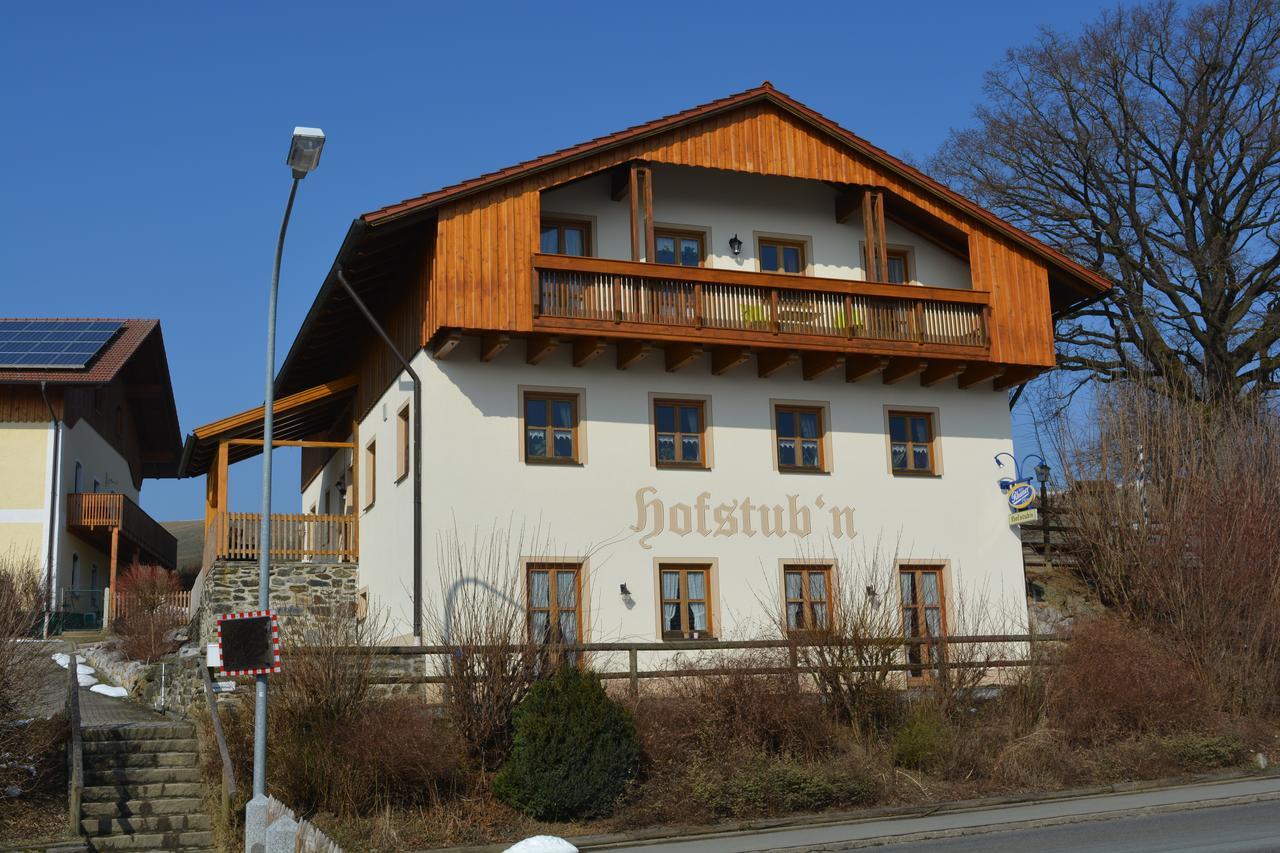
740, 304, 771, 330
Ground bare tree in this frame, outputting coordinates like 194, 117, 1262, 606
933, 0, 1280, 401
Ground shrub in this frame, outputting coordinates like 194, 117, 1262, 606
1159, 733, 1245, 772
1049, 617, 1209, 743
892, 706, 950, 771
494, 666, 640, 821
110, 559, 184, 662
686, 751, 877, 818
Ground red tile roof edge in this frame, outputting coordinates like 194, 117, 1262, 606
360, 83, 1109, 294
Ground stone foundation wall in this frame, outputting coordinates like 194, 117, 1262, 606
194, 561, 360, 645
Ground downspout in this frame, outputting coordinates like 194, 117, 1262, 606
335, 268, 424, 642
40, 381, 61, 638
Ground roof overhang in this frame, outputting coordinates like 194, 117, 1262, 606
178, 375, 357, 478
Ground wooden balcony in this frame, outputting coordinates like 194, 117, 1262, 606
205, 510, 357, 563
531, 254, 991, 357
66, 492, 177, 569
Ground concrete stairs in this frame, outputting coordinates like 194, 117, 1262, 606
80, 721, 213, 852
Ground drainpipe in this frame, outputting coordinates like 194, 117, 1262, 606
335, 268, 423, 642
40, 381, 61, 638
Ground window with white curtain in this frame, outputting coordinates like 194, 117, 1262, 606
659, 565, 713, 639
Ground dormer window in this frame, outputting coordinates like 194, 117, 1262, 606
540, 218, 591, 256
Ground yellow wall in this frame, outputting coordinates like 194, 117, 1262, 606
0, 424, 49, 510
0, 523, 44, 568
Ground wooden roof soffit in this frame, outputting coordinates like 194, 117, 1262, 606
957, 363, 1005, 389
191, 375, 359, 441
881, 358, 927, 385
920, 360, 966, 387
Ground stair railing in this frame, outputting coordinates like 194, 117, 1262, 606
200, 664, 238, 824
66, 649, 84, 837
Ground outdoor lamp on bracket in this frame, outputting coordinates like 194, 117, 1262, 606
286, 127, 326, 179
1035, 461, 1051, 487
729, 234, 743, 255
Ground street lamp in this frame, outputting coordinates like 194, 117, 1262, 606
250, 126, 325, 840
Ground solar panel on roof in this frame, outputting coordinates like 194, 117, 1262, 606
0, 320, 123, 369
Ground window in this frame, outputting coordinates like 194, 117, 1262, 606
363, 440, 376, 509
886, 249, 910, 284
396, 404, 410, 482
524, 393, 579, 464
654, 229, 704, 267
73, 461, 82, 493
528, 563, 582, 663
660, 565, 713, 639
888, 411, 936, 475
784, 565, 832, 632
759, 238, 805, 274
539, 218, 591, 256
654, 399, 706, 468
900, 565, 946, 678
775, 405, 824, 471
71, 554, 79, 589
92, 479, 100, 494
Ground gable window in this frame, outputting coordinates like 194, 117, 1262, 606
364, 440, 376, 509
759, 238, 805, 274
900, 564, 946, 678
886, 249, 910, 284
660, 565, 713, 639
540, 219, 591, 256
775, 405, 825, 471
655, 229, 704, 267
396, 403, 410, 482
784, 565, 832, 632
654, 399, 706, 468
524, 392, 579, 464
888, 411, 936, 475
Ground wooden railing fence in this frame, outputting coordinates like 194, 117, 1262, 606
208, 510, 356, 562
111, 590, 191, 621
200, 665, 237, 824
534, 255, 990, 349
65, 492, 178, 567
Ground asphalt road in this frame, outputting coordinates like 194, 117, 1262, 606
603, 776, 1280, 853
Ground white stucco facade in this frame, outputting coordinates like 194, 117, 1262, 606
306, 339, 1028, 648
541, 164, 973, 290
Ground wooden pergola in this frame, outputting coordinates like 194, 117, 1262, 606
179, 376, 360, 564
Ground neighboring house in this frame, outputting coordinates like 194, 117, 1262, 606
180, 85, 1109, 659
0, 319, 182, 628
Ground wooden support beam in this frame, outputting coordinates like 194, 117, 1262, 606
846, 354, 889, 382
610, 165, 631, 201
834, 186, 861, 223
801, 352, 842, 381
479, 333, 510, 362
711, 345, 750, 376
432, 331, 462, 360
757, 349, 797, 379
572, 337, 606, 367
920, 360, 965, 387
664, 342, 703, 373
882, 358, 927, 385
958, 363, 1005, 389
616, 340, 651, 370
994, 367, 1043, 392
525, 334, 559, 365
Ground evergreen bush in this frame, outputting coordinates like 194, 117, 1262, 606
494, 666, 640, 820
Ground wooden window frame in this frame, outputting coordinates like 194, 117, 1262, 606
396, 403, 410, 483
757, 236, 808, 275
783, 564, 833, 634
887, 409, 938, 476
526, 562, 584, 645
653, 228, 706, 268
899, 563, 947, 679
539, 217, 593, 257
521, 390, 582, 465
363, 439, 376, 509
658, 564, 715, 640
652, 398, 708, 469
886, 248, 911, 284
773, 403, 828, 473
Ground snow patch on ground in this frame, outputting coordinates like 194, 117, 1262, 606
504, 837, 578, 853
90, 684, 129, 698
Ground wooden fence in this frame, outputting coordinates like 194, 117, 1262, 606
111, 589, 191, 622
208, 510, 356, 562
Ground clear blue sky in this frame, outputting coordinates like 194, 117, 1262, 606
1, 1, 1135, 519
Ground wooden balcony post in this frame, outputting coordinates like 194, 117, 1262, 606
694, 282, 703, 329
914, 300, 926, 343
108, 528, 119, 624
613, 276, 623, 323
531, 266, 542, 319
770, 288, 780, 335
843, 294, 855, 340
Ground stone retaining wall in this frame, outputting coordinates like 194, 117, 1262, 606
194, 560, 360, 645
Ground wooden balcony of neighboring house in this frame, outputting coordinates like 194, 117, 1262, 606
202, 510, 357, 564
521, 253, 1005, 384
65, 491, 178, 622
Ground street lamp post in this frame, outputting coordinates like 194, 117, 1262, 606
248, 128, 324, 848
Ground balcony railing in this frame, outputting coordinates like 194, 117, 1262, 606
66, 492, 177, 568
207, 510, 356, 563
533, 254, 990, 350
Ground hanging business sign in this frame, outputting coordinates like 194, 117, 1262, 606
1008, 508, 1040, 526
1007, 480, 1037, 512
216, 610, 282, 677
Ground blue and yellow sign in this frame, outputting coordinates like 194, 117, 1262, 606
1007, 480, 1036, 511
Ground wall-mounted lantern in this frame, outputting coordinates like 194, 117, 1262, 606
729, 234, 743, 256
